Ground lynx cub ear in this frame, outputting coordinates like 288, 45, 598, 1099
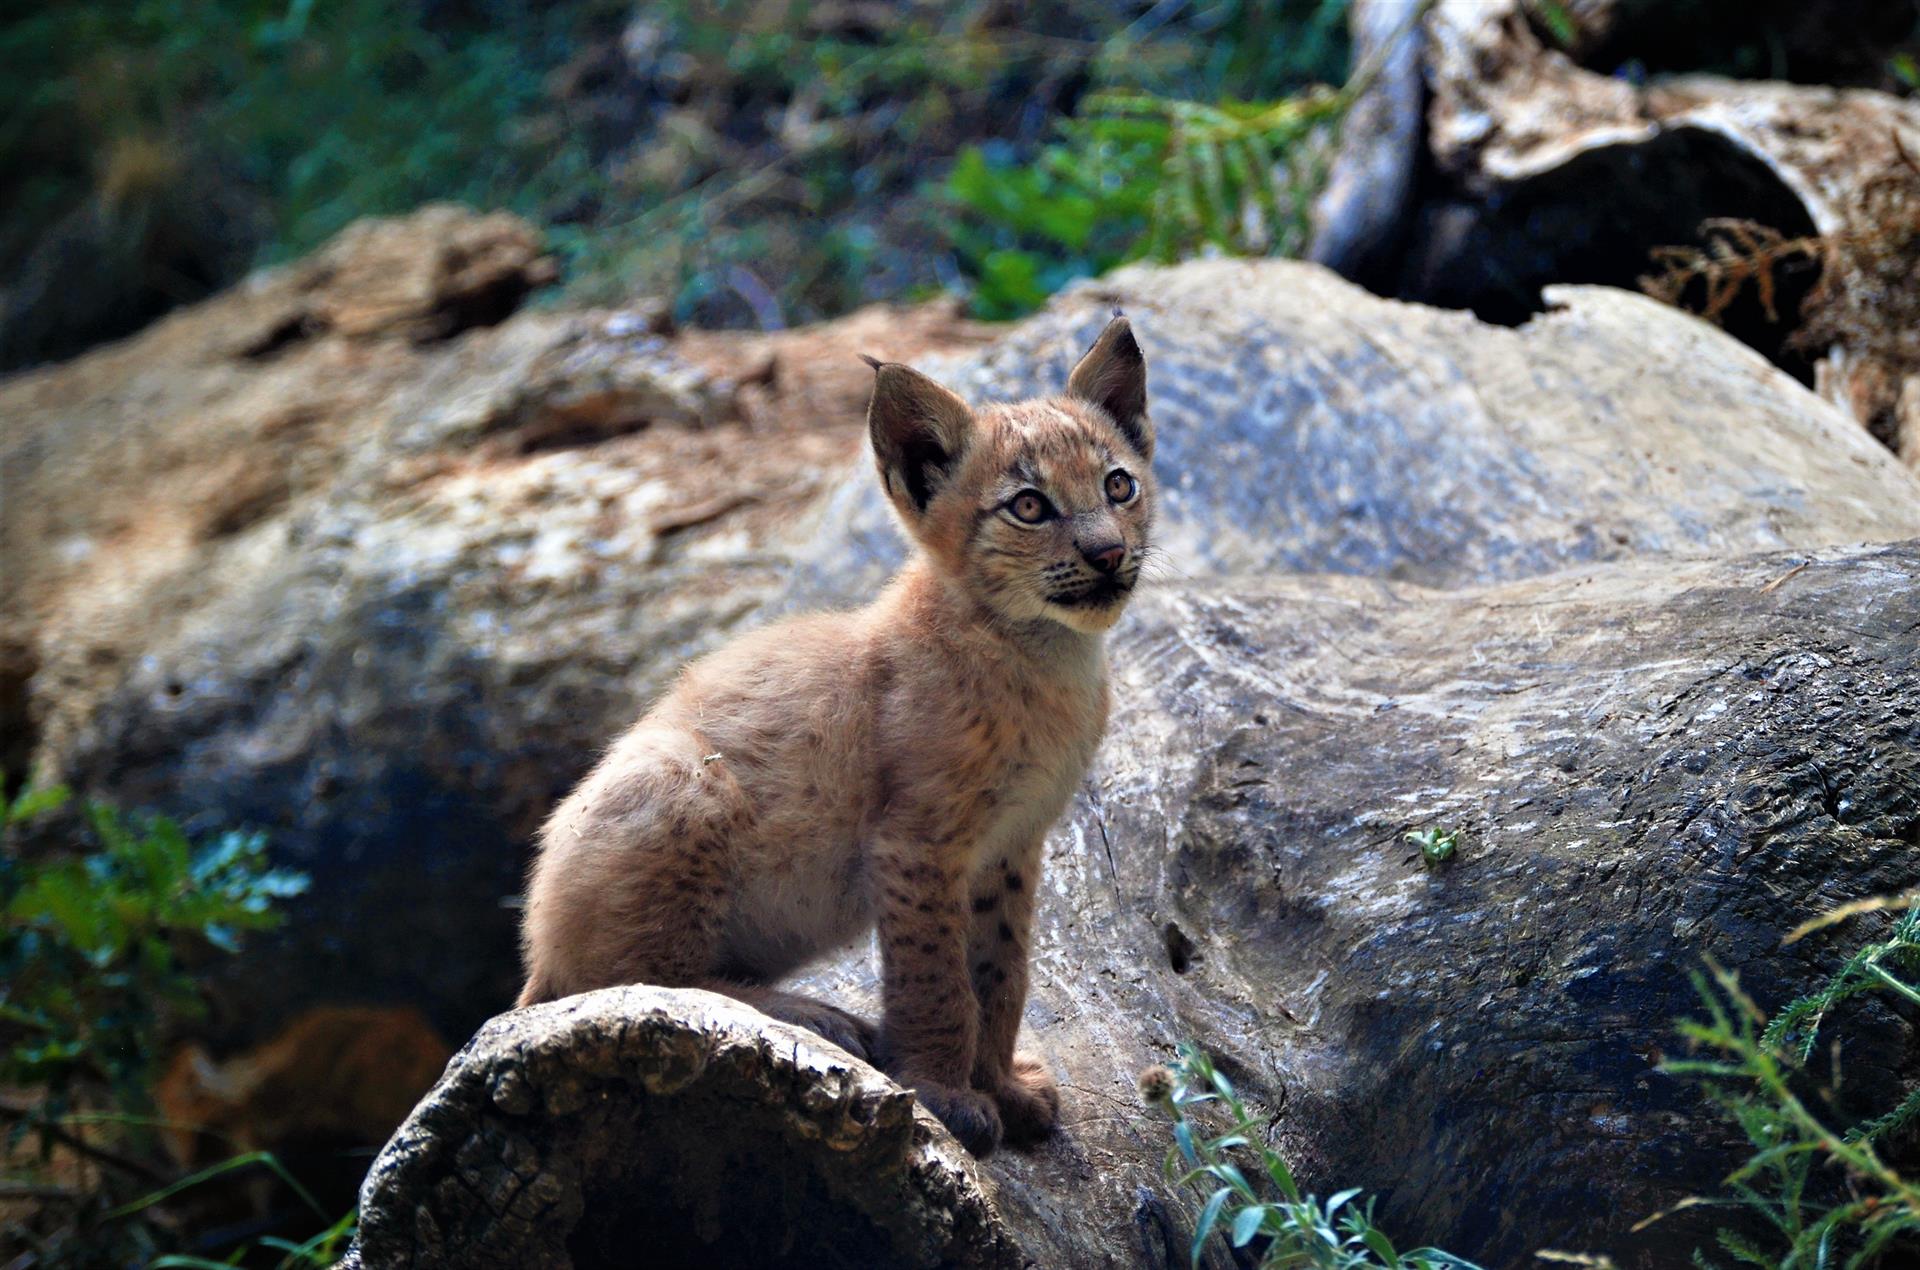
863, 355, 975, 517
1066, 314, 1151, 462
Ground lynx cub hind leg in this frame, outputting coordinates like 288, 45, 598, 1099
519, 725, 743, 997
517, 314, 1155, 1155
517, 717, 880, 1060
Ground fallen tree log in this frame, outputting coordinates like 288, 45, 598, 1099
352, 537, 1920, 1267
9, 210, 1920, 1264
342, 987, 1021, 1270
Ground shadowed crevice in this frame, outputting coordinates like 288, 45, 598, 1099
1392, 127, 1825, 384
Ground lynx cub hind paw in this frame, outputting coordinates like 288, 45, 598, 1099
802, 1007, 878, 1065
757, 995, 879, 1065
915, 1081, 1004, 1157
995, 1051, 1061, 1144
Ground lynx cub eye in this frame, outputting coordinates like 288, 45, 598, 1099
1008, 490, 1054, 524
1105, 470, 1137, 503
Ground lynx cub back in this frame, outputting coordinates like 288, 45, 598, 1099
517, 315, 1155, 1154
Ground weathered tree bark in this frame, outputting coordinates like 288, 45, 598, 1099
1307, 0, 1428, 289
1314, 0, 1920, 464
341, 988, 1022, 1270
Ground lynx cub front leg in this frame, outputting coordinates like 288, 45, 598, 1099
873, 842, 1004, 1155
969, 839, 1059, 1143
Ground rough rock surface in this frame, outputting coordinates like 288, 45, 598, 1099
8, 210, 1920, 1265
791, 262, 1920, 601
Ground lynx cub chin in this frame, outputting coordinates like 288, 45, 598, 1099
517, 315, 1155, 1155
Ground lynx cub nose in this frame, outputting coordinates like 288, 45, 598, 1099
1082, 541, 1126, 574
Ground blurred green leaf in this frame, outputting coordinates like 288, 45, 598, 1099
1530, 0, 1579, 49
1192, 1186, 1232, 1267
4, 782, 72, 825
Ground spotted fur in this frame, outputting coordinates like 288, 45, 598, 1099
516, 316, 1156, 1155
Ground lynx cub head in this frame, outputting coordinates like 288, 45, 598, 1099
864, 315, 1156, 634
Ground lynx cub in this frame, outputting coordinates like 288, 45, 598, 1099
517, 315, 1155, 1154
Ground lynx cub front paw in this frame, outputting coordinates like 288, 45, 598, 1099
913, 1080, 1004, 1157
993, 1052, 1061, 1144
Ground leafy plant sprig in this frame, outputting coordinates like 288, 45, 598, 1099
1141, 1043, 1483, 1269
1, 778, 330, 1268
3, 787, 307, 1110
1403, 827, 1461, 868
942, 80, 1349, 318
942, 0, 1435, 317
1656, 907, 1920, 1267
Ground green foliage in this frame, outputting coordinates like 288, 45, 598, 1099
1403, 827, 1461, 867
150, 1205, 357, 1268
0, 780, 326, 1269
1763, 908, 1920, 1064
1893, 53, 1920, 93
941, 83, 1351, 319
587, 0, 1350, 322
1143, 1044, 1484, 1269
934, 0, 1426, 317
1661, 908, 1920, 1268
2, 787, 307, 1112
2, 0, 1360, 336
0, 0, 626, 267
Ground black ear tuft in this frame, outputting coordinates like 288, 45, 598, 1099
1067, 315, 1152, 461
866, 363, 974, 517
859, 353, 883, 370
